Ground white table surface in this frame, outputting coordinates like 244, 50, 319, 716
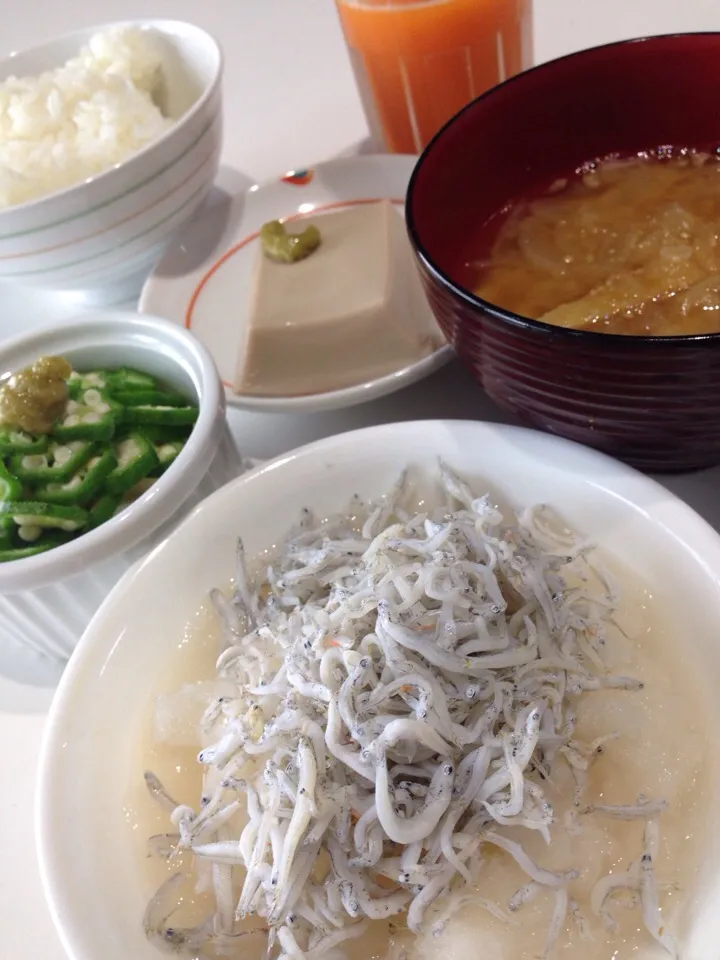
4, 1, 720, 956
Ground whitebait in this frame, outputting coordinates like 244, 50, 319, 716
640, 822, 679, 958
568, 897, 592, 940
483, 832, 579, 888
144, 463, 675, 958
583, 797, 669, 820
590, 862, 641, 933
541, 888, 569, 960
508, 881, 540, 912
144, 771, 178, 813
589, 820, 677, 955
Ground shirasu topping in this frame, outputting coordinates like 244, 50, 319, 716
144, 462, 677, 959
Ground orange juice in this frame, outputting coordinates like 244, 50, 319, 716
336, 0, 533, 154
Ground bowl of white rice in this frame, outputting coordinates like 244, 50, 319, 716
0, 21, 222, 290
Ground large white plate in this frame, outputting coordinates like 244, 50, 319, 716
139, 155, 452, 413
37, 420, 720, 960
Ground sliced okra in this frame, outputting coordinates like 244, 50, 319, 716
107, 367, 157, 392
87, 493, 122, 529
10, 440, 92, 484
0, 519, 12, 549
0, 461, 23, 502
0, 500, 88, 532
0, 533, 71, 563
112, 389, 189, 408
67, 369, 112, 398
151, 439, 186, 475
121, 476, 156, 504
36, 450, 118, 506
0, 428, 49, 455
16, 522, 43, 543
136, 424, 193, 444
106, 432, 159, 495
122, 404, 198, 427
53, 391, 122, 442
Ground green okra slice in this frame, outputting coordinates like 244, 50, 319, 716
67, 370, 112, 398
0, 461, 23, 502
135, 424, 193, 444
120, 477, 156, 504
105, 432, 159, 495
53, 390, 122, 442
107, 368, 157, 392
0, 518, 12, 549
87, 493, 122, 529
10, 440, 92, 484
112, 389, 189, 408
121, 404, 198, 427
151, 439, 186, 475
0, 500, 88, 532
35, 449, 118, 506
0, 428, 49, 455
0, 531, 72, 562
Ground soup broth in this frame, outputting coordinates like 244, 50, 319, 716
471, 150, 720, 336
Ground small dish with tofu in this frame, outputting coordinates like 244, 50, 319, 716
140, 155, 453, 412
0, 311, 242, 668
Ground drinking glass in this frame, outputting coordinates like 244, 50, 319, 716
336, 0, 533, 154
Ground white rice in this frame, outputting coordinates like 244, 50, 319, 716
0, 27, 175, 208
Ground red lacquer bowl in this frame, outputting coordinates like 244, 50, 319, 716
406, 33, 720, 473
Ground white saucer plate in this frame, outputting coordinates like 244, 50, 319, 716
139, 155, 453, 413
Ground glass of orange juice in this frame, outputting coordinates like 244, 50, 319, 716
336, 0, 533, 154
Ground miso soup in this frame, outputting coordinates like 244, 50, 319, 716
470, 150, 720, 336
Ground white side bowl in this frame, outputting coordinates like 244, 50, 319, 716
37, 420, 720, 960
0, 311, 242, 662
0, 20, 222, 290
